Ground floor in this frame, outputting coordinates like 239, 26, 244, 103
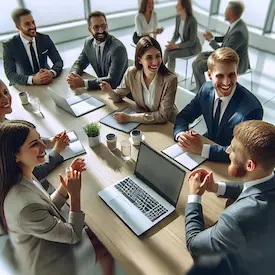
0, 17, 275, 123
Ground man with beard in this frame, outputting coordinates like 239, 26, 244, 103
185, 120, 275, 275
67, 11, 128, 90
192, 1, 250, 91
173, 47, 263, 162
3, 8, 63, 86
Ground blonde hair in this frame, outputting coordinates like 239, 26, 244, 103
207, 47, 240, 72
234, 120, 275, 170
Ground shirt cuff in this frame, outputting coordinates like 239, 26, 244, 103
201, 144, 210, 158
50, 69, 57, 77
216, 182, 226, 196
188, 194, 202, 204
28, 76, 33, 85
176, 131, 185, 141
84, 79, 89, 89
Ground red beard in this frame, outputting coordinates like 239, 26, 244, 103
228, 162, 247, 178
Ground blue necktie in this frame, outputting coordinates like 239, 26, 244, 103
29, 41, 39, 73
213, 98, 222, 137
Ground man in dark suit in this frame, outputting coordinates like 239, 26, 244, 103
192, 1, 249, 90
3, 8, 63, 86
67, 11, 128, 90
174, 47, 263, 162
185, 120, 275, 275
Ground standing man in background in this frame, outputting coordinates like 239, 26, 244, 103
68, 11, 128, 90
3, 8, 63, 86
192, 1, 249, 91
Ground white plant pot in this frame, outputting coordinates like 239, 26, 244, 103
88, 135, 100, 148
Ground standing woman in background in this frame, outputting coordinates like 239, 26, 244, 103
163, 0, 202, 72
133, 0, 164, 44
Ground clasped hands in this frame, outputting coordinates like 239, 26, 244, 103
203, 31, 214, 41
165, 41, 179, 50
67, 72, 85, 89
33, 69, 55, 85
178, 130, 203, 155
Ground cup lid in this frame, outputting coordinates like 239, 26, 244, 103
106, 133, 116, 140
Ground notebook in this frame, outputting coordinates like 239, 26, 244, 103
162, 143, 206, 170
99, 107, 140, 133
46, 131, 86, 161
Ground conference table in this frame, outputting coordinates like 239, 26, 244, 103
8, 69, 233, 275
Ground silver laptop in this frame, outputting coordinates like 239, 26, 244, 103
98, 142, 186, 236
49, 88, 105, 117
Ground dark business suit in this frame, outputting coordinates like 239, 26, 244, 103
173, 81, 263, 162
70, 34, 128, 90
3, 33, 63, 86
163, 15, 202, 72
192, 19, 250, 89
185, 176, 275, 275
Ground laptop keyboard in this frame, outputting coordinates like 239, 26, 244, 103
115, 178, 168, 222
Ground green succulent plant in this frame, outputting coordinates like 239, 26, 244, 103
83, 122, 100, 137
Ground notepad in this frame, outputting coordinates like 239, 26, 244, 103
46, 131, 86, 161
162, 143, 206, 170
100, 107, 140, 133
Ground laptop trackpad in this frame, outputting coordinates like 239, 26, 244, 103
109, 197, 131, 215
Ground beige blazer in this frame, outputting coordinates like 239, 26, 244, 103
4, 177, 96, 275
115, 66, 178, 123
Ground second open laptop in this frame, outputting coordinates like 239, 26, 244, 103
48, 88, 105, 117
98, 142, 186, 236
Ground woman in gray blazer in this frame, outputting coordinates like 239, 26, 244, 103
163, 0, 202, 72
0, 120, 114, 275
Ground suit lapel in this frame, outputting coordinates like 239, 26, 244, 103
102, 37, 112, 76
151, 73, 164, 111
35, 34, 44, 68
90, 38, 100, 76
16, 35, 33, 72
135, 70, 148, 110
206, 87, 215, 137
217, 84, 243, 136
182, 16, 189, 40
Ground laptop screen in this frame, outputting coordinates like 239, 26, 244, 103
135, 142, 186, 206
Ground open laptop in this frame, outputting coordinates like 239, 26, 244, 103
98, 142, 186, 236
49, 88, 105, 117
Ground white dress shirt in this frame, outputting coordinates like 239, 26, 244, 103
141, 72, 157, 111
20, 33, 57, 85
135, 11, 158, 36
188, 172, 275, 204
84, 39, 106, 89
178, 19, 185, 41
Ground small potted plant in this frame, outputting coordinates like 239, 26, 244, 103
83, 122, 101, 148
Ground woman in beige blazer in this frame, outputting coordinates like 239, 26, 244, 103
0, 120, 114, 275
101, 36, 178, 124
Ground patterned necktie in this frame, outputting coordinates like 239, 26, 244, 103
29, 41, 39, 73
213, 98, 222, 137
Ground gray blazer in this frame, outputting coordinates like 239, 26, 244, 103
3, 33, 63, 86
171, 15, 202, 55
185, 176, 275, 275
209, 19, 250, 74
70, 34, 128, 90
4, 177, 96, 275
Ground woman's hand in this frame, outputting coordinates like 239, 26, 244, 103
69, 157, 86, 173
113, 112, 131, 123
59, 167, 82, 196
100, 81, 113, 92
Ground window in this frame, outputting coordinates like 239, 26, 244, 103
24, 0, 85, 27
219, 0, 270, 30
89, 0, 137, 14
1, 1, 19, 34
193, 0, 211, 11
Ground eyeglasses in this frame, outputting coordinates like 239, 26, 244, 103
90, 24, 108, 31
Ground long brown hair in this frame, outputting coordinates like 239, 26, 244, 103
139, 0, 152, 14
134, 36, 172, 76
0, 120, 35, 232
179, 0, 193, 17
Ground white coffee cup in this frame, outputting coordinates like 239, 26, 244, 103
19, 92, 29, 105
130, 129, 142, 145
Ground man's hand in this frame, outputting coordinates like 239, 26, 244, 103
178, 130, 203, 155
204, 31, 213, 41
188, 172, 208, 196
67, 72, 85, 89
165, 42, 178, 50
100, 81, 112, 92
32, 69, 53, 85
113, 112, 131, 123
205, 172, 218, 193
156, 27, 164, 34
53, 131, 70, 153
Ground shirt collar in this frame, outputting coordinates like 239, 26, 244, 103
20, 32, 35, 46
92, 38, 106, 48
214, 84, 237, 104
243, 172, 275, 192
141, 70, 158, 90
229, 18, 241, 31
